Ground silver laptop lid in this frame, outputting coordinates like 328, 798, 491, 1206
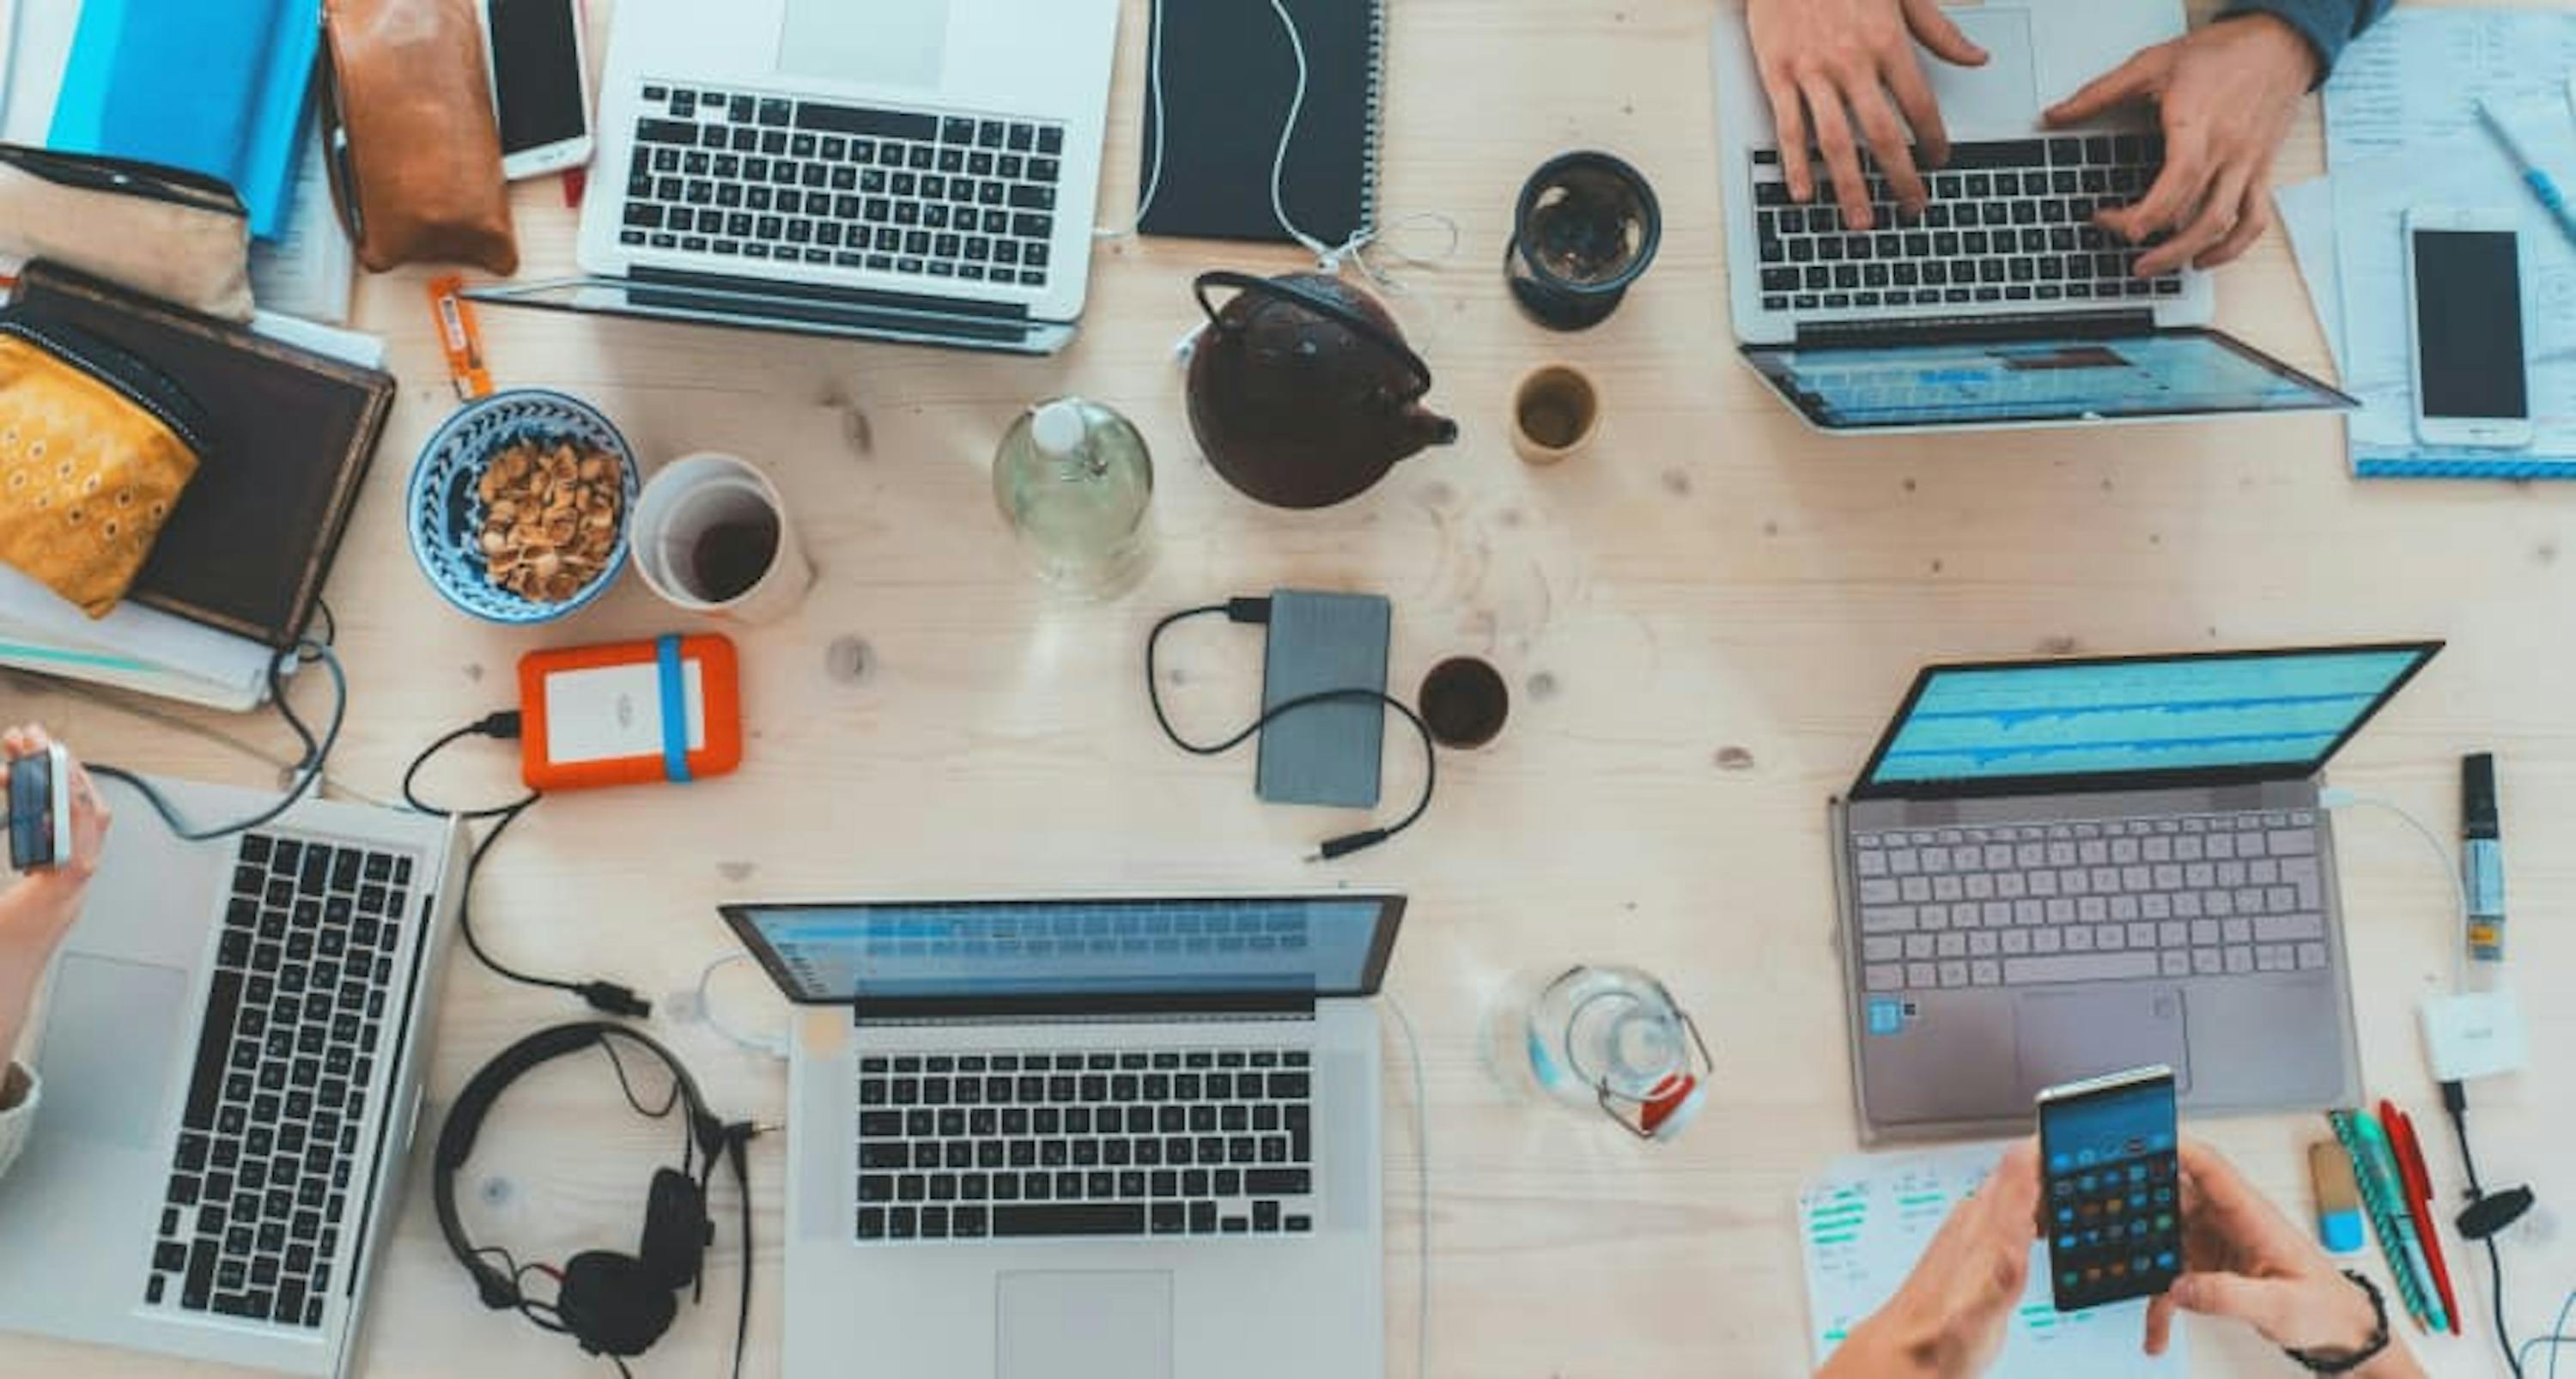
461, 272, 1075, 355
1848, 643, 2443, 801
722, 895, 1406, 1018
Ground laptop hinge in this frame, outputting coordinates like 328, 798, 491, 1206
850, 992, 1319, 1025
629, 264, 1034, 322
1792, 308, 2155, 350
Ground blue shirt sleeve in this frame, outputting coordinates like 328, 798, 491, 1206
2220, 0, 2395, 84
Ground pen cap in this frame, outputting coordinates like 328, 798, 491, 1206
2463, 753, 2499, 835
2310, 1140, 2366, 1254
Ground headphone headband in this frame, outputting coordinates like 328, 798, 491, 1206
432, 1022, 720, 1311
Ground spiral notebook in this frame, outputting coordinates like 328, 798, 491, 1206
1138, 0, 1383, 247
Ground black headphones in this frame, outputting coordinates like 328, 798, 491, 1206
432, 1023, 756, 1374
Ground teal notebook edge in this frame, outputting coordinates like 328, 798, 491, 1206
47, 0, 319, 239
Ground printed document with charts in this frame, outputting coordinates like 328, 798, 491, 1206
1800, 1141, 2182, 1376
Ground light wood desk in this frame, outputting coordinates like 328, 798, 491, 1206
10, 1, 2573, 1374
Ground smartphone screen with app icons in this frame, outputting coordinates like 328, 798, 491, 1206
2037, 1065, 2182, 1311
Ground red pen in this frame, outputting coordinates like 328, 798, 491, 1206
2380, 1100, 2463, 1335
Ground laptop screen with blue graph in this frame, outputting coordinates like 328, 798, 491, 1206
1854, 645, 2439, 796
724, 895, 1404, 1006
1743, 329, 2354, 429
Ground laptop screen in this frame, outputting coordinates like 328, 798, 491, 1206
1742, 328, 2353, 429
1852, 645, 2440, 798
722, 895, 1405, 1010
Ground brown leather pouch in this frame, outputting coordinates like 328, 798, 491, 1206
319, 0, 518, 275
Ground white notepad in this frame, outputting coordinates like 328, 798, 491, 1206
1799, 1141, 2183, 1376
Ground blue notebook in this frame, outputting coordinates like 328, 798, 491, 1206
46, 0, 319, 240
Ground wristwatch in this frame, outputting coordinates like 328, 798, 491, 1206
2283, 1270, 2391, 1375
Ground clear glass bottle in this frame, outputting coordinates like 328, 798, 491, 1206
992, 397, 1154, 598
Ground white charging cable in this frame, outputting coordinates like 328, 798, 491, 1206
1384, 992, 1431, 1379
1095, 0, 1461, 296
691, 952, 792, 1060
2318, 787, 2469, 992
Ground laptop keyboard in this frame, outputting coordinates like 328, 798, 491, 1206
622, 80, 1066, 289
1852, 811, 2328, 995
1749, 137, 2184, 314
856, 1048, 1318, 1243
147, 832, 415, 1328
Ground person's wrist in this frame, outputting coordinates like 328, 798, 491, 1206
2221, 9, 2324, 90
2, 869, 88, 942
1831, 1315, 1943, 1379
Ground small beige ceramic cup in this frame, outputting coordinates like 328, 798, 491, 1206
1510, 363, 1601, 465
631, 453, 814, 623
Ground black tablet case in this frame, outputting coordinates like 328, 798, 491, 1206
1138, 0, 1382, 247
15, 260, 395, 649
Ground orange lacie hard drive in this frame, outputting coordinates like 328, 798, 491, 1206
517, 635, 743, 791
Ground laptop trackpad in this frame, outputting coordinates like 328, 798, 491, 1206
1923, 7, 2039, 130
2014, 986, 2186, 1099
997, 1272, 1173, 1379
41, 954, 188, 1151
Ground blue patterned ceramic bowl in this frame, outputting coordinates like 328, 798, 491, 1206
406, 391, 640, 623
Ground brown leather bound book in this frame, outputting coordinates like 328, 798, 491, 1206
13, 259, 394, 649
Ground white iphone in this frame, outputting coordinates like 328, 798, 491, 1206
2403, 206, 2535, 449
480, 0, 593, 180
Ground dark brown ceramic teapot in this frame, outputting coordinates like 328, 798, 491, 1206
1186, 270, 1459, 509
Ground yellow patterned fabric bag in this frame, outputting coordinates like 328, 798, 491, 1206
0, 313, 207, 617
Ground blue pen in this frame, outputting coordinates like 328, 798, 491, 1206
2476, 98, 2576, 252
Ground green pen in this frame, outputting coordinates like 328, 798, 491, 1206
2342, 1110, 2450, 1333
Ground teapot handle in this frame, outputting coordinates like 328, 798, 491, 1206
1193, 270, 1432, 396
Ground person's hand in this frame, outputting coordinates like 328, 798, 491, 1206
2143, 1140, 2420, 1376
4, 724, 110, 889
1746, 0, 1988, 230
2043, 14, 2318, 276
1820, 1139, 2039, 1379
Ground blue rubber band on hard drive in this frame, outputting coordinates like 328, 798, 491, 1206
657, 635, 692, 782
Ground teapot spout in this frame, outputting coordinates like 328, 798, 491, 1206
1407, 405, 1461, 449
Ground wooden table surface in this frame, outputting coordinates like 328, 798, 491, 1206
10, 1, 2573, 1375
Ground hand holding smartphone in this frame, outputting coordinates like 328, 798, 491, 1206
2404, 207, 2535, 449
2038, 1065, 2183, 1312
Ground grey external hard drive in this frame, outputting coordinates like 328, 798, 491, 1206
1255, 589, 1391, 808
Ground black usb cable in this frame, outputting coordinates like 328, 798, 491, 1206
403, 713, 649, 1018
1146, 597, 1437, 861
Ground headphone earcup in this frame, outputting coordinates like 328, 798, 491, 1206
556, 1251, 679, 1358
638, 1167, 712, 1291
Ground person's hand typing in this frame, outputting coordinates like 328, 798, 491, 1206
2043, 14, 2318, 277
2143, 1140, 2422, 1377
1819, 1139, 2039, 1379
1745, 0, 1988, 230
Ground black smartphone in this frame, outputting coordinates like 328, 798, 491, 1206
2037, 1064, 2183, 1311
6, 743, 72, 872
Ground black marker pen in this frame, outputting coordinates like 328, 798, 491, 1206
2462, 753, 2506, 963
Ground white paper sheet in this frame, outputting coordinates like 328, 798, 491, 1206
2329, 118, 2576, 477
1800, 1140, 2183, 1378
2325, 8, 2576, 169
2273, 177, 2342, 371
247, 120, 355, 325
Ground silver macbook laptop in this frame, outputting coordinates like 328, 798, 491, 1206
1828, 644, 2442, 1142
0, 775, 465, 1375
1710, 0, 2354, 431
723, 893, 1400, 1379
466, 0, 1119, 355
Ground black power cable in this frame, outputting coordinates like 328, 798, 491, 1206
402, 713, 648, 1018
88, 637, 347, 841
1146, 598, 1437, 861
2441, 1078, 2544, 1379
